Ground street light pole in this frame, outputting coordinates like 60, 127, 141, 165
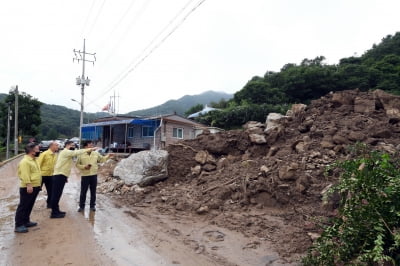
79, 40, 86, 148
14, 85, 18, 156
6, 102, 11, 159
71, 98, 85, 141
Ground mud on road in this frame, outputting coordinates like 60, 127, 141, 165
0, 157, 290, 266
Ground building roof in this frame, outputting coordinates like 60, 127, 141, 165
93, 115, 140, 122
187, 105, 218, 118
83, 113, 205, 128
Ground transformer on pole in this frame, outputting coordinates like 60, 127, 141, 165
73, 39, 96, 147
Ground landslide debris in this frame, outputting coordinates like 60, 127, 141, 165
99, 89, 400, 262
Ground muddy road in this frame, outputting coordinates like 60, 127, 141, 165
0, 157, 293, 266
0, 157, 168, 265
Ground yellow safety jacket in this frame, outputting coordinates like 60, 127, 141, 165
76, 151, 110, 176
53, 148, 90, 177
18, 155, 42, 188
37, 149, 57, 176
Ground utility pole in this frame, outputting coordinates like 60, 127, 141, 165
6, 102, 11, 159
109, 91, 120, 116
14, 85, 18, 156
73, 39, 96, 148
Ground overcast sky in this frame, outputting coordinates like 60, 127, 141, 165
0, 0, 399, 114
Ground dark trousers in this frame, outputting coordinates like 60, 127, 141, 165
79, 175, 98, 208
41, 176, 53, 206
15, 186, 41, 227
51, 174, 67, 214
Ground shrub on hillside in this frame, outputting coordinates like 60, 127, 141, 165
303, 147, 400, 265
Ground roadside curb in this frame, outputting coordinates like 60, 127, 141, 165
0, 154, 24, 168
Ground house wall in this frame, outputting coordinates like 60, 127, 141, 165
91, 116, 203, 152
114, 125, 127, 144
127, 124, 154, 150
162, 121, 196, 146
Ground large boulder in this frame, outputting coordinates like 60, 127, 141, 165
331, 90, 357, 105
354, 96, 375, 114
265, 113, 287, 133
249, 133, 267, 144
113, 150, 168, 186
286, 103, 307, 117
374, 89, 400, 118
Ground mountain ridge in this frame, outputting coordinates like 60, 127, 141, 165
125, 90, 233, 116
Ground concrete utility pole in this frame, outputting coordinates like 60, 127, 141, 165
73, 39, 96, 147
6, 102, 11, 159
14, 85, 18, 156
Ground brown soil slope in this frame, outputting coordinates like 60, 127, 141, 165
104, 89, 400, 261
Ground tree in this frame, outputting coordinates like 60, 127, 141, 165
233, 79, 288, 105
47, 128, 58, 140
0, 91, 42, 142
210, 98, 230, 109
184, 103, 204, 117
276, 59, 338, 102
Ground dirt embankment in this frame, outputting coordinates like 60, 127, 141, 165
101, 89, 400, 263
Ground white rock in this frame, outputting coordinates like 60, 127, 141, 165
113, 150, 168, 186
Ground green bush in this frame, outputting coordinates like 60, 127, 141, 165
196, 103, 288, 129
303, 149, 400, 265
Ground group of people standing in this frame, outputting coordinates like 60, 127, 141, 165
14, 140, 113, 233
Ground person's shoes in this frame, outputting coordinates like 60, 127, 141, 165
14, 225, 28, 233
59, 211, 66, 215
25, 222, 38, 227
50, 213, 65, 219
77, 207, 84, 212
90, 207, 96, 212
47, 204, 51, 209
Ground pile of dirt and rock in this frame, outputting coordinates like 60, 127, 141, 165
98, 89, 400, 262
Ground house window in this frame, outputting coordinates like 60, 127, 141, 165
127, 127, 134, 138
142, 126, 154, 137
173, 128, 183, 139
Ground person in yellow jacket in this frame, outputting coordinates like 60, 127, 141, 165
76, 140, 114, 212
15, 143, 42, 233
50, 140, 97, 218
37, 141, 59, 208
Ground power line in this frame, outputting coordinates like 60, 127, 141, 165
86, 0, 107, 38
87, 0, 206, 107
96, 0, 153, 69
80, 0, 96, 38
95, 0, 138, 52
124, 0, 197, 69
97, 0, 195, 90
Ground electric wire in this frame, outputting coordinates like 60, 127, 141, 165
87, 0, 206, 107
96, 0, 152, 70
80, 0, 96, 38
86, 0, 107, 38
95, 0, 138, 52
97, 0, 195, 89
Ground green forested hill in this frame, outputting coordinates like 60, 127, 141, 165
196, 32, 400, 129
39, 104, 107, 139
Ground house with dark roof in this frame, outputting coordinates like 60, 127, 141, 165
81, 114, 208, 152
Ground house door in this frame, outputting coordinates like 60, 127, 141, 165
103, 126, 110, 148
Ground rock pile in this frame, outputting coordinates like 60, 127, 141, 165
98, 89, 400, 259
